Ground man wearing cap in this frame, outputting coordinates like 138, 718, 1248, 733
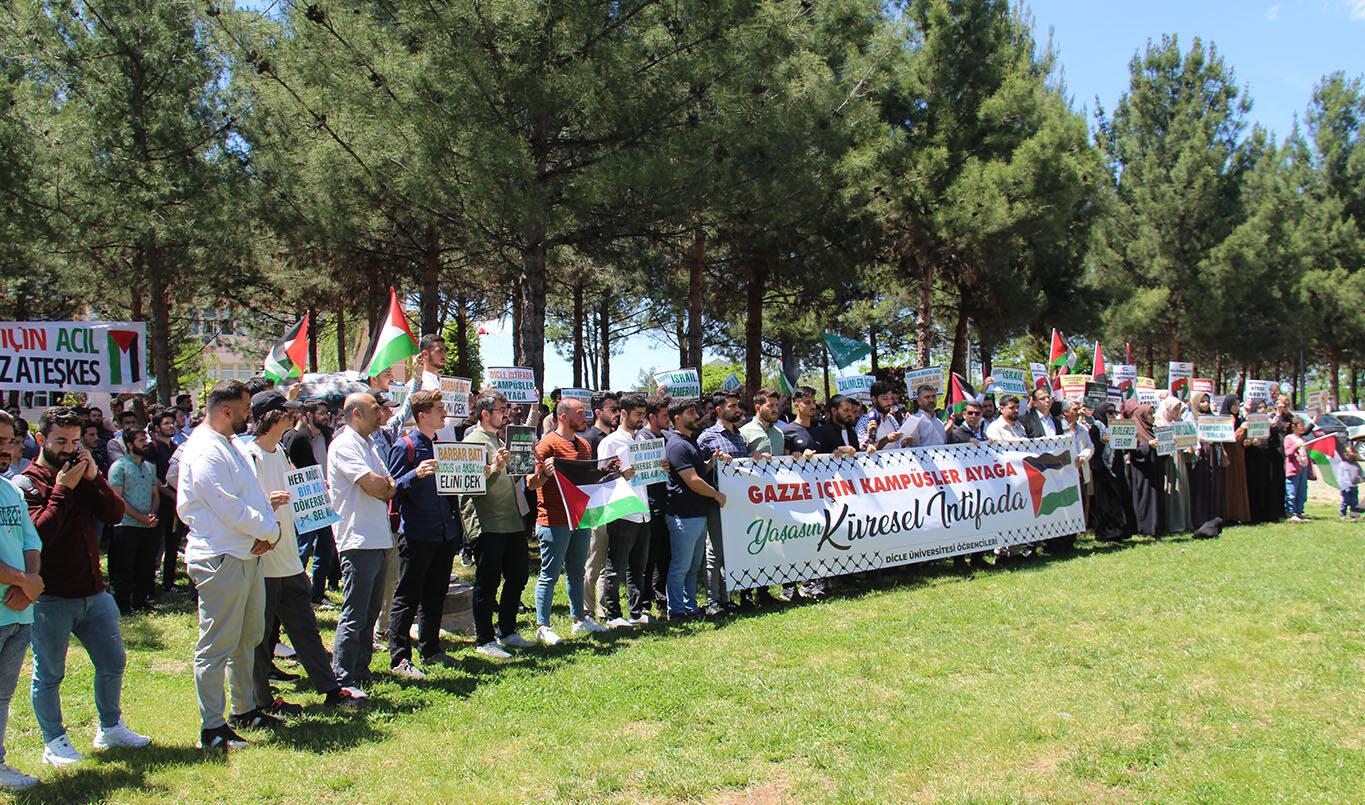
176, 380, 282, 750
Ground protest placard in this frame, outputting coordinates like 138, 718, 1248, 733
1246, 413, 1271, 439
1084, 382, 1109, 409
387, 381, 410, 411
1173, 421, 1198, 450
486, 367, 538, 404
721, 373, 742, 392
1197, 416, 1236, 442
1154, 426, 1176, 456
1306, 388, 1329, 414
1107, 385, 1124, 406
1244, 379, 1275, 404
1191, 378, 1214, 396
1029, 362, 1050, 390
505, 425, 536, 477
1136, 376, 1155, 389
654, 368, 701, 399
436, 442, 488, 495
1109, 422, 1138, 450
627, 437, 667, 487
1060, 374, 1090, 399
992, 367, 1029, 396
1168, 361, 1193, 399
906, 367, 944, 396
0, 321, 150, 394
835, 374, 874, 403
440, 376, 472, 418
286, 465, 340, 535
1137, 388, 1160, 407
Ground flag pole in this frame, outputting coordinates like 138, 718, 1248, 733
822, 342, 831, 401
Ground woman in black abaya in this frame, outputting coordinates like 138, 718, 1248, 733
1088, 402, 1136, 541
1126, 400, 1165, 537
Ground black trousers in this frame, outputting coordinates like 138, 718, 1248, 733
254, 572, 340, 707
602, 519, 650, 620
156, 495, 176, 589
387, 536, 456, 665
470, 531, 529, 646
110, 525, 159, 613
643, 514, 671, 610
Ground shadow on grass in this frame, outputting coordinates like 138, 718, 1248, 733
16, 745, 218, 805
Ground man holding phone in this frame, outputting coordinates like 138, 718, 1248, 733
15, 407, 151, 767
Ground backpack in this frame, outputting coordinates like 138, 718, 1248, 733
387, 435, 417, 533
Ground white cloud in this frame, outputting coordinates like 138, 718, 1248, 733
1266, 4, 1280, 21
1351, 0, 1365, 20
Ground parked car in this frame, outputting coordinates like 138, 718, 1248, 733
1314, 411, 1365, 441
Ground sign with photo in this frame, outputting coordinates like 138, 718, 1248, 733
435, 442, 488, 495
1029, 362, 1050, 390
1168, 361, 1193, 399
504, 425, 536, 478
1083, 382, 1109, 409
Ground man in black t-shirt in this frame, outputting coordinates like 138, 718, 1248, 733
779, 386, 820, 457
662, 398, 729, 620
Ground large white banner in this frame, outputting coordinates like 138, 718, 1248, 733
0, 321, 148, 393
717, 437, 1086, 590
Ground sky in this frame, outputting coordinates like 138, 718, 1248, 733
481, 0, 1365, 389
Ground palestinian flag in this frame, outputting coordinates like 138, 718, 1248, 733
1021, 452, 1080, 516
263, 313, 309, 382
1049, 329, 1076, 371
359, 287, 419, 378
944, 372, 977, 419
1306, 434, 1363, 490
553, 458, 649, 529
106, 328, 142, 386
1092, 341, 1105, 380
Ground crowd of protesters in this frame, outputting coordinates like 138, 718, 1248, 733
0, 331, 1348, 789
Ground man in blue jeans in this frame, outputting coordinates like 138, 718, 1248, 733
16, 407, 150, 767
662, 398, 730, 621
0, 410, 45, 790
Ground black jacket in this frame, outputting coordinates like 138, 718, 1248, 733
947, 423, 985, 444
815, 421, 858, 454
282, 426, 331, 469
1019, 408, 1062, 439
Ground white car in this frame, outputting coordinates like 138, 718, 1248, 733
1316, 410, 1365, 441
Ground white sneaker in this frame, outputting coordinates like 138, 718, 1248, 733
630, 613, 654, 625
93, 719, 151, 749
536, 625, 563, 646
605, 617, 634, 629
571, 618, 608, 635
499, 632, 535, 649
339, 685, 369, 700
41, 734, 85, 766
273, 642, 296, 659
0, 763, 38, 791
475, 641, 512, 659
390, 659, 426, 680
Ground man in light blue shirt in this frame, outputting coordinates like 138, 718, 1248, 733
0, 411, 43, 791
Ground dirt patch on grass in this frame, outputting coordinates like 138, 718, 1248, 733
705, 776, 795, 805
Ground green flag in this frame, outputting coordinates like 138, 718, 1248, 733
821, 332, 872, 370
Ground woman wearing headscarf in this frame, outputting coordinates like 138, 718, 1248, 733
1155, 396, 1193, 534
1219, 394, 1252, 523
1126, 400, 1164, 537
1243, 398, 1276, 523
1088, 401, 1136, 541
1187, 391, 1226, 533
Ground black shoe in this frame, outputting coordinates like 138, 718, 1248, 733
324, 688, 364, 709
704, 603, 728, 618
199, 725, 250, 750
229, 708, 285, 729
268, 663, 300, 682
261, 696, 303, 717
754, 588, 779, 606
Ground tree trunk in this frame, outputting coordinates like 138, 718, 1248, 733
949, 304, 969, 380
870, 327, 878, 372
147, 250, 172, 405
454, 290, 470, 378
822, 343, 831, 401
517, 232, 549, 393
979, 340, 993, 379
599, 294, 611, 390
1215, 352, 1224, 395
676, 319, 686, 369
421, 227, 441, 336
307, 304, 318, 372
686, 224, 705, 368
744, 257, 767, 402
572, 278, 584, 387
1146, 344, 1155, 380
511, 280, 524, 368
1352, 363, 1358, 406
335, 309, 347, 372
1329, 349, 1340, 410
914, 258, 933, 367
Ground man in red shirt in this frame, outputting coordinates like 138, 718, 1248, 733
526, 398, 607, 645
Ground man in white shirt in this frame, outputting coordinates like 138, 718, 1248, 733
903, 384, 950, 447
986, 395, 1029, 442
176, 380, 281, 751
596, 393, 653, 627
327, 393, 396, 690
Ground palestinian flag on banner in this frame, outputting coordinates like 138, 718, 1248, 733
263, 314, 310, 382
553, 458, 649, 529
1092, 341, 1105, 379
944, 372, 977, 419
359, 287, 419, 378
1049, 329, 1076, 371
1022, 452, 1080, 516
105, 328, 142, 386
1306, 434, 1364, 490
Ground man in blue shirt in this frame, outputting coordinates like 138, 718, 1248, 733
0, 411, 43, 791
386, 390, 460, 679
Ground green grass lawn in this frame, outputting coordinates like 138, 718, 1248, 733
4, 502, 1363, 804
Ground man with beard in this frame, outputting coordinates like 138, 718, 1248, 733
856, 382, 905, 452
948, 400, 988, 444
106, 429, 162, 614
176, 380, 283, 749
815, 395, 861, 456
80, 422, 111, 476
582, 391, 620, 618
147, 410, 180, 592
697, 390, 752, 613
1020, 387, 1062, 438
986, 395, 1028, 442
283, 401, 336, 605
16, 407, 150, 766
